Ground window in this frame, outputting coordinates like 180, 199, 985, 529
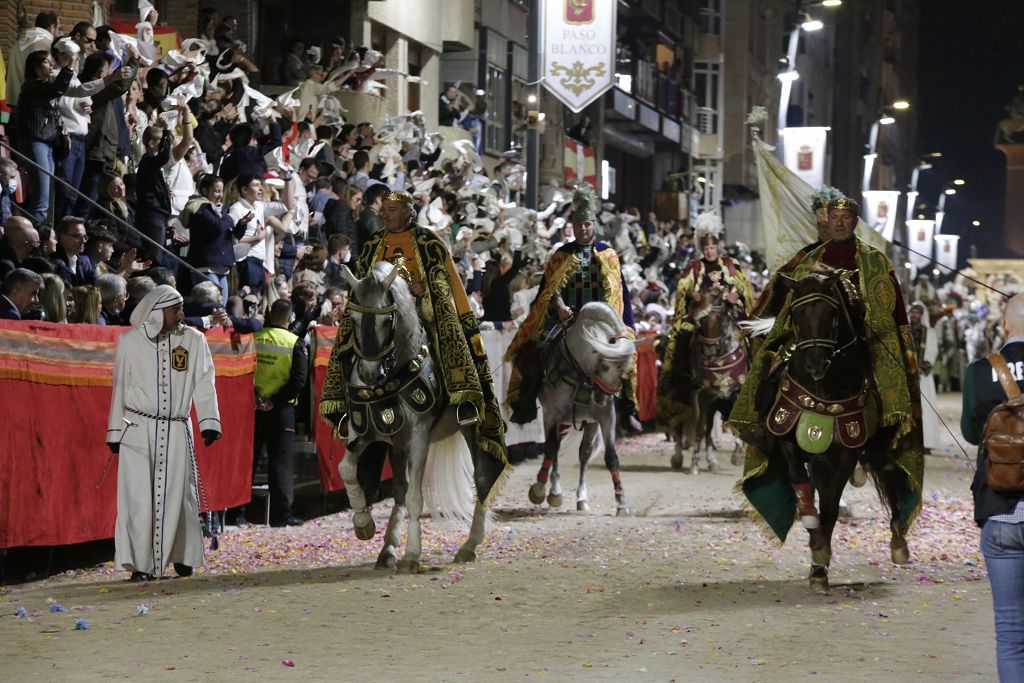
484, 64, 507, 155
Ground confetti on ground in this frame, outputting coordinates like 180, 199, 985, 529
73, 618, 89, 631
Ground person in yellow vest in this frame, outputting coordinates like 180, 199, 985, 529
252, 298, 308, 526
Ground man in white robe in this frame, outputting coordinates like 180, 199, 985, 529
106, 285, 221, 581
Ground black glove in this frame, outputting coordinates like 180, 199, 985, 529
201, 430, 221, 447
107, 442, 120, 454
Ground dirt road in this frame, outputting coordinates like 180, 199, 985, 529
1, 395, 993, 681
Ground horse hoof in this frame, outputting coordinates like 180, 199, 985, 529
375, 550, 397, 569
528, 483, 546, 505
547, 493, 563, 508
454, 548, 477, 564
616, 506, 631, 518
891, 539, 910, 565
353, 513, 375, 541
670, 453, 683, 471
809, 566, 830, 593
577, 500, 590, 512
731, 451, 744, 467
397, 559, 421, 574
688, 464, 699, 475
708, 462, 721, 474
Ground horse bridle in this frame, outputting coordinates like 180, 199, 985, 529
560, 326, 629, 396
347, 299, 398, 362
788, 284, 859, 359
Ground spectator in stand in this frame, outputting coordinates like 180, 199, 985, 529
185, 174, 249, 302
324, 234, 353, 290
195, 100, 233, 173
438, 83, 464, 127
122, 275, 155, 322
5, 12, 60, 113
309, 176, 339, 239
0, 269, 44, 320
16, 50, 74, 221
84, 225, 117, 274
292, 240, 327, 294
39, 272, 67, 322
356, 182, 387, 252
76, 50, 137, 217
136, 107, 191, 264
69, 21, 98, 56
229, 173, 270, 291
323, 183, 360, 244
68, 285, 101, 323
318, 286, 348, 326
52, 216, 97, 286
0, 158, 20, 224
349, 150, 375, 192
95, 272, 126, 325
288, 281, 318, 338
282, 37, 308, 86
0, 217, 41, 280
185, 279, 263, 334
219, 124, 264, 184
96, 173, 135, 245
147, 266, 176, 289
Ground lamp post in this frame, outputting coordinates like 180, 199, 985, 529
935, 181, 962, 235
776, 1, 842, 132
905, 152, 940, 223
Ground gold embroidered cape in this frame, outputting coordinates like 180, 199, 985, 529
320, 227, 510, 507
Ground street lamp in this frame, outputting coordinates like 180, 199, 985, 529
801, 18, 824, 31
862, 107, 907, 193
892, 100, 910, 110
953, 178, 966, 185
777, 1, 842, 131
906, 156, 936, 222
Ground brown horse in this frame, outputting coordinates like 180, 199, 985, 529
770, 270, 910, 592
671, 286, 749, 474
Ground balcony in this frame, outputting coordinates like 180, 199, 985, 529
615, 57, 689, 120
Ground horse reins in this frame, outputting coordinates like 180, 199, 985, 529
347, 300, 399, 361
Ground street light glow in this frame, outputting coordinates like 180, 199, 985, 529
925, 152, 943, 157
892, 100, 910, 110
972, 220, 981, 226
953, 178, 966, 185
777, 70, 800, 82
801, 19, 825, 31
527, 94, 537, 104
879, 116, 895, 125
822, 0, 842, 6
944, 188, 957, 195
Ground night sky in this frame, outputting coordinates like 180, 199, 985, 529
916, 0, 1024, 261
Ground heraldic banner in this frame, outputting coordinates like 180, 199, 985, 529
542, 0, 617, 112
0, 321, 255, 548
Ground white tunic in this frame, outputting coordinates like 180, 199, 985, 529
106, 325, 221, 576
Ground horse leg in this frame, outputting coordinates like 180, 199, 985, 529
454, 427, 489, 564
397, 429, 430, 573
780, 440, 828, 590
598, 407, 630, 517
689, 399, 702, 475
338, 444, 376, 541
548, 457, 563, 508
576, 422, 599, 512
375, 448, 408, 569
706, 402, 722, 474
529, 421, 560, 506
806, 450, 858, 591
670, 425, 684, 471
865, 448, 910, 564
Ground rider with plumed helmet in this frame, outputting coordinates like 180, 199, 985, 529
505, 182, 636, 425
657, 212, 753, 430
320, 189, 510, 505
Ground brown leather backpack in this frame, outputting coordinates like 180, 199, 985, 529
983, 353, 1024, 493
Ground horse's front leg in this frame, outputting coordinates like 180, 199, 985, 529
376, 449, 408, 569
689, 395, 703, 475
398, 429, 430, 573
338, 444, 376, 541
529, 420, 561, 507
807, 450, 857, 577
598, 404, 630, 517
576, 422, 599, 511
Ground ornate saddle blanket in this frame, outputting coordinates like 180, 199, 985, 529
695, 343, 748, 395
346, 345, 442, 438
766, 373, 877, 454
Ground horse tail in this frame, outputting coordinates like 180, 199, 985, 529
422, 431, 478, 523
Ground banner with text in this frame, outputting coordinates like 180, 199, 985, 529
542, 0, 617, 112
862, 190, 901, 242
780, 127, 829, 190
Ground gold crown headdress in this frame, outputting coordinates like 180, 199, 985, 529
826, 197, 860, 216
384, 190, 415, 205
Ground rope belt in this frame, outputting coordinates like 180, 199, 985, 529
125, 408, 189, 422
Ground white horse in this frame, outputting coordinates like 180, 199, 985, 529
336, 262, 491, 573
527, 302, 636, 516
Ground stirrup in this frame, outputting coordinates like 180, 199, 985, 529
457, 401, 479, 426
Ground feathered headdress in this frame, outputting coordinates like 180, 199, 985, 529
570, 182, 598, 223
693, 211, 724, 247
810, 185, 844, 214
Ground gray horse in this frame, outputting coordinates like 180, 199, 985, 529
336, 262, 489, 573
526, 302, 636, 516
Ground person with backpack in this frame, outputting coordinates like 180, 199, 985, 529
963, 294, 1024, 682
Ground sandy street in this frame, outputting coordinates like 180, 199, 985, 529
1, 394, 994, 681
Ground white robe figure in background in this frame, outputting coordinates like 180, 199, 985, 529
910, 301, 942, 452
106, 285, 222, 581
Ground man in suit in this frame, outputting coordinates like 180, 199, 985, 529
0, 268, 44, 320
0, 217, 40, 280
51, 216, 97, 286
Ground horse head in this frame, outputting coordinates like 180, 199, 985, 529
567, 302, 636, 395
780, 269, 846, 383
341, 262, 421, 386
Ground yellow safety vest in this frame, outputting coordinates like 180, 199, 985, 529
254, 327, 299, 404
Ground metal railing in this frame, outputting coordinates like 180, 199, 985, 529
0, 137, 210, 283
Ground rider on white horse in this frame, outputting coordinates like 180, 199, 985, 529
505, 182, 637, 426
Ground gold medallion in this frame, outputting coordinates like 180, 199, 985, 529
808, 424, 823, 441
381, 408, 395, 425
171, 346, 188, 372
411, 388, 427, 404
773, 408, 789, 424
846, 422, 861, 439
